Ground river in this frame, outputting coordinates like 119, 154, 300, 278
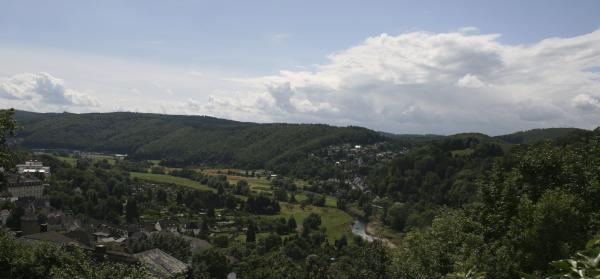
351, 220, 375, 242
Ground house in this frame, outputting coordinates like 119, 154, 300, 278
133, 248, 188, 278
16, 160, 51, 176
92, 231, 110, 242
19, 231, 88, 249
0, 209, 9, 226
20, 214, 41, 235
179, 235, 212, 254
65, 229, 95, 247
155, 219, 178, 233
6, 174, 46, 199
142, 222, 158, 233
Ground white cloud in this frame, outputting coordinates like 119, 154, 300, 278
572, 94, 600, 111
235, 29, 600, 134
456, 73, 487, 88
458, 26, 480, 34
1, 29, 600, 134
0, 72, 99, 108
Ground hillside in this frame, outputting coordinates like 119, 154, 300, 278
13, 111, 383, 171
495, 128, 585, 144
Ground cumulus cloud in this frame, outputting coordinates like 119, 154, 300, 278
572, 94, 600, 111
458, 26, 480, 34
456, 74, 487, 88
228, 29, 600, 134
0, 72, 99, 108
2, 29, 600, 134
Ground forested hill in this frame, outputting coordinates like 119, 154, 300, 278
495, 127, 586, 144
13, 110, 383, 171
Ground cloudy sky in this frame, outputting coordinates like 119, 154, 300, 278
1, 0, 599, 135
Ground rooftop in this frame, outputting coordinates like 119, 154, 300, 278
133, 248, 188, 277
19, 231, 89, 249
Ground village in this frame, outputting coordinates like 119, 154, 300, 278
0, 160, 220, 278
0, 150, 383, 278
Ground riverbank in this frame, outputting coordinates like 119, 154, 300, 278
351, 220, 398, 248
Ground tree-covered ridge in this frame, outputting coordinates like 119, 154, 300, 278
13, 110, 383, 172
496, 128, 585, 144
367, 128, 600, 278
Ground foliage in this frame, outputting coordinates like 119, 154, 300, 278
0, 229, 153, 279
127, 232, 191, 261
14, 110, 383, 177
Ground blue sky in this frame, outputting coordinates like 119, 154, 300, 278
1, 0, 599, 134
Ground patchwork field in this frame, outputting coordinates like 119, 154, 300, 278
275, 203, 353, 241
130, 172, 215, 192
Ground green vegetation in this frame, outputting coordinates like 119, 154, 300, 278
4, 108, 600, 279
496, 127, 584, 144
0, 229, 153, 279
276, 203, 353, 240
14, 110, 383, 176
130, 172, 215, 192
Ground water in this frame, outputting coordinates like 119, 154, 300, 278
351, 220, 374, 242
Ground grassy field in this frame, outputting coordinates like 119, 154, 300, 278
50, 153, 116, 166
54, 155, 77, 166
130, 172, 216, 192
450, 148, 474, 157
295, 193, 337, 207
275, 203, 353, 241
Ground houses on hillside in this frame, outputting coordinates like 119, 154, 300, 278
2, 160, 51, 201
16, 160, 51, 176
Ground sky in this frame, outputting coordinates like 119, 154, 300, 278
0, 0, 599, 135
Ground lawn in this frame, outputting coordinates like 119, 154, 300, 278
450, 148, 474, 157
51, 154, 116, 166
274, 203, 353, 241
295, 193, 337, 208
55, 155, 77, 166
130, 172, 215, 192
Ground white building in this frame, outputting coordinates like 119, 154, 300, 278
7, 176, 46, 199
17, 161, 51, 176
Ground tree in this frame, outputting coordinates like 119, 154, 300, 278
176, 191, 184, 204
287, 216, 297, 232
246, 221, 256, 243
127, 232, 191, 261
234, 180, 250, 195
156, 189, 168, 203
0, 228, 152, 279
302, 213, 321, 236
190, 249, 229, 279
335, 234, 348, 249
521, 235, 600, 279
273, 187, 288, 202
386, 202, 409, 231
125, 199, 139, 223
507, 189, 586, 274
0, 109, 17, 186
6, 206, 24, 230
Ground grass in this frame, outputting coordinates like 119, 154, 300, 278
295, 193, 337, 207
451, 148, 474, 157
200, 169, 275, 194
274, 203, 353, 241
130, 172, 216, 192
50, 153, 116, 166
55, 155, 77, 167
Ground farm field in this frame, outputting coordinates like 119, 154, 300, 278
130, 172, 216, 192
275, 203, 353, 241
295, 193, 337, 207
